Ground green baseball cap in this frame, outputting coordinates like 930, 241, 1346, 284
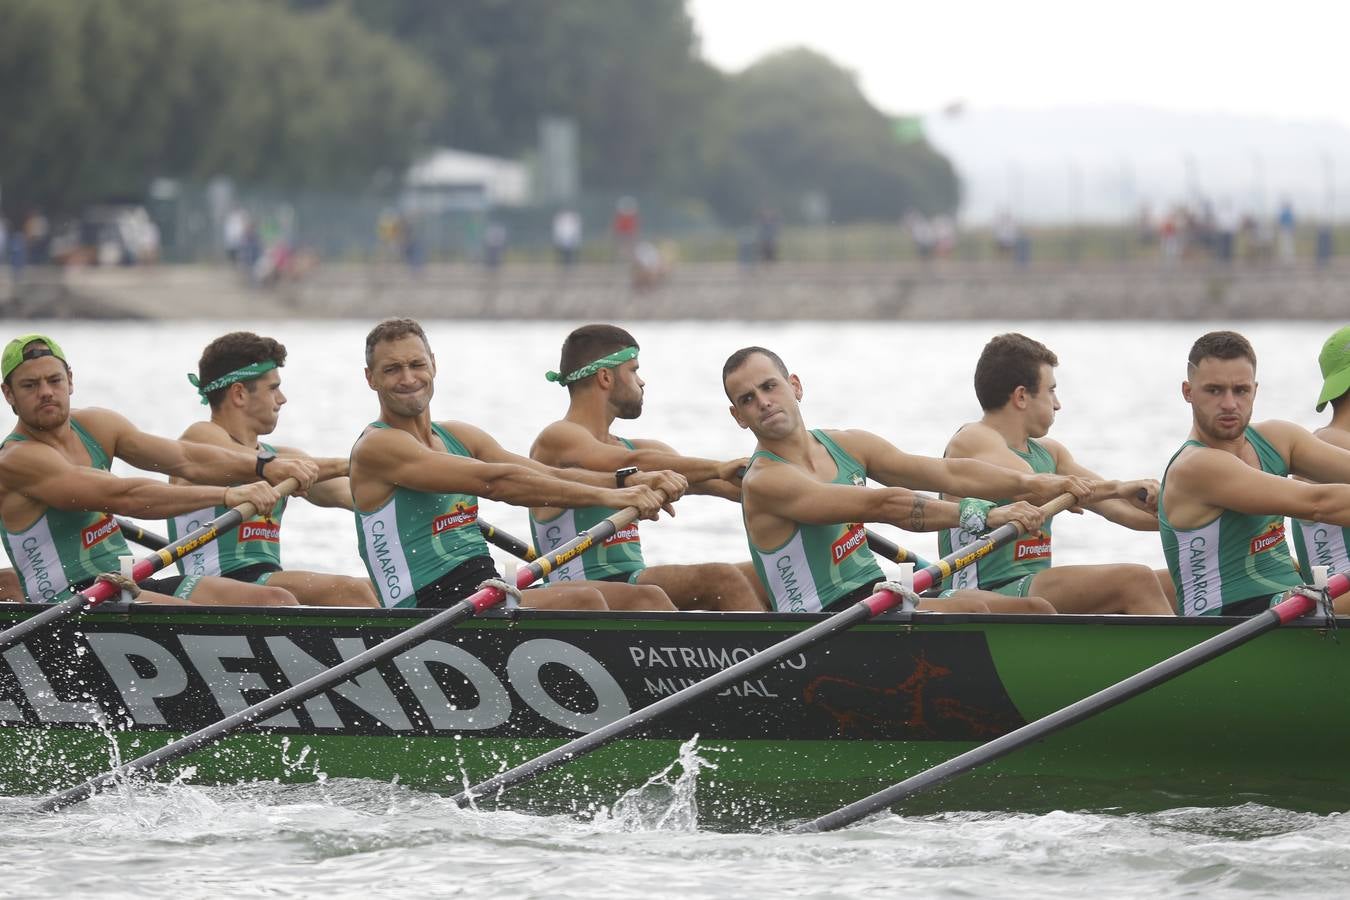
2, 334, 68, 381
1316, 325, 1350, 412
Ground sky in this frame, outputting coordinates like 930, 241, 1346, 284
688, 0, 1347, 128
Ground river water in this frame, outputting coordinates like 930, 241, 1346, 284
2, 317, 1347, 897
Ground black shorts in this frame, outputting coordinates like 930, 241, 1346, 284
219, 562, 283, 585
1221, 594, 1282, 617
416, 555, 501, 609
596, 570, 643, 585
822, 582, 878, 612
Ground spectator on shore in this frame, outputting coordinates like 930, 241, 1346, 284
612, 196, 640, 262
483, 222, 507, 270
553, 209, 582, 268
223, 208, 247, 264
1277, 199, 1297, 263
757, 209, 779, 263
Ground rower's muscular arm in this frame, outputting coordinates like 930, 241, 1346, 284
840, 428, 1095, 504
743, 460, 1048, 536
532, 421, 741, 497
273, 445, 351, 508
1040, 439, 1160, 531
352, 424, 675, 520
1165, 441, 1350, 527
1277, 419, 1350, 489
89, 409, 317, 489
0, 441, 275, 520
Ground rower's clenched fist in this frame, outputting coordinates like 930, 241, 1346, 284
631, 469, 688, 515
264, 456, 319, 491
610, 484, 669, 521
987, 500, 1045, 534
225, 480, 283, 515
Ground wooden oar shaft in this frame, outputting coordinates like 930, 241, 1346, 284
479, 520, 537, 562
795, 577, 1345, 833
0, 479, 298, 656
450, 493, 1077, 806
38, 503, 642, 813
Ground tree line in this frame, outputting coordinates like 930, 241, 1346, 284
0, 0, 958, 225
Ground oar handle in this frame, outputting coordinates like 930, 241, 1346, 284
797, 577, 1344, 833
910, 492, 1076, 596
0, 478, 301, 655
38, 501, 645, 813
479, 520, 538, 562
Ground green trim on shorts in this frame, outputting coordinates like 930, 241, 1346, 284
940, 573, 1036, 599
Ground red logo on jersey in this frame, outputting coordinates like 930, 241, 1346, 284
1014, 532, 1052, 561
239, 520, 281, 543
831, 523, 867, 563
432, 504, 479, 535
603, 523, 641, 546
1250, 522, 1286, 555
82, 514, 121, 550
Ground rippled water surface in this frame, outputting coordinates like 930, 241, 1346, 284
4, 317, 1347, 897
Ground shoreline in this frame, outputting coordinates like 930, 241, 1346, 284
2, 261, 1347, 321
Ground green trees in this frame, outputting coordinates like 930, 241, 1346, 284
0, 0, 441, 215
0, 0, 957, 225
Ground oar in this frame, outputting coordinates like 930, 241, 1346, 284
114, 517, 168, 551
38, 502, 646, 812
0, 479, 300, 655
449, 492, 1079, 807
865, 529, 935, 570
479, 520, 537, 562
795, 575, 1346, 833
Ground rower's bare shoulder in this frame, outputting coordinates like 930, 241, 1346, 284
1314, 425, 1350, 451
530, 419, 590, 459
178, 420, 231, 446
944, 421, 1003, 456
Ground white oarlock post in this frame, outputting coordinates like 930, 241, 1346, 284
898, 562, 917, 612
1312, 565, 1330, 590
119, 556, 135, 604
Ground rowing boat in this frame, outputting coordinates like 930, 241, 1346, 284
0, 602, 1344, 826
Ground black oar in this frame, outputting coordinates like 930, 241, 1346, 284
114, 517, 168, 551
0, 479, 300, 655
865, 529, 934, 570
38, 503, 646, 812
479, 520, 537, 562
450, 492, 1078, 807
795, 575, 1346, 833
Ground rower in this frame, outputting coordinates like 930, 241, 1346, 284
528, 324, 766, 611
1160, 330, 1350, 615
722, 346, 1097, 614
170, 331, 378, 607
349, 318, 687, 611
1291, 325, 1350, 581
939, 333, 1174, 614
0, 333, 316, 605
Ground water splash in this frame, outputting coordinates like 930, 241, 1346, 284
594, 734, 716, 832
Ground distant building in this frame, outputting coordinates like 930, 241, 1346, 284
404, 148, 531, 213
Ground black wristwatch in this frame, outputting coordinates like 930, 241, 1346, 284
615, 466, 639, 488
255, 449, 277, 479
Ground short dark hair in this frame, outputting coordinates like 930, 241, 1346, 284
1188, 331, 1256, 372
365, 318, 431, 367
197, 332, 286, 410
557, 324, 638, 391
974, 333, 1058, 411
722, 347, 789, 395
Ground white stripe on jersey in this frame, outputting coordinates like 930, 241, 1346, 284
172, 508, 221, 577
359, 499, 414, 608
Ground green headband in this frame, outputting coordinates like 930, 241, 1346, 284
545, 346, 638, 386
188, 360, 278, 404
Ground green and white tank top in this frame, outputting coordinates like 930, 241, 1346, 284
529, 438, 643, 582
355, 422, 488, 608
938, 438, 1055, 590
166, 441, 287, 577
0, 419, 132, 601
745, 430, 884, 613
1291, 519, 1350, 582
1159, 426, 1302, 616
